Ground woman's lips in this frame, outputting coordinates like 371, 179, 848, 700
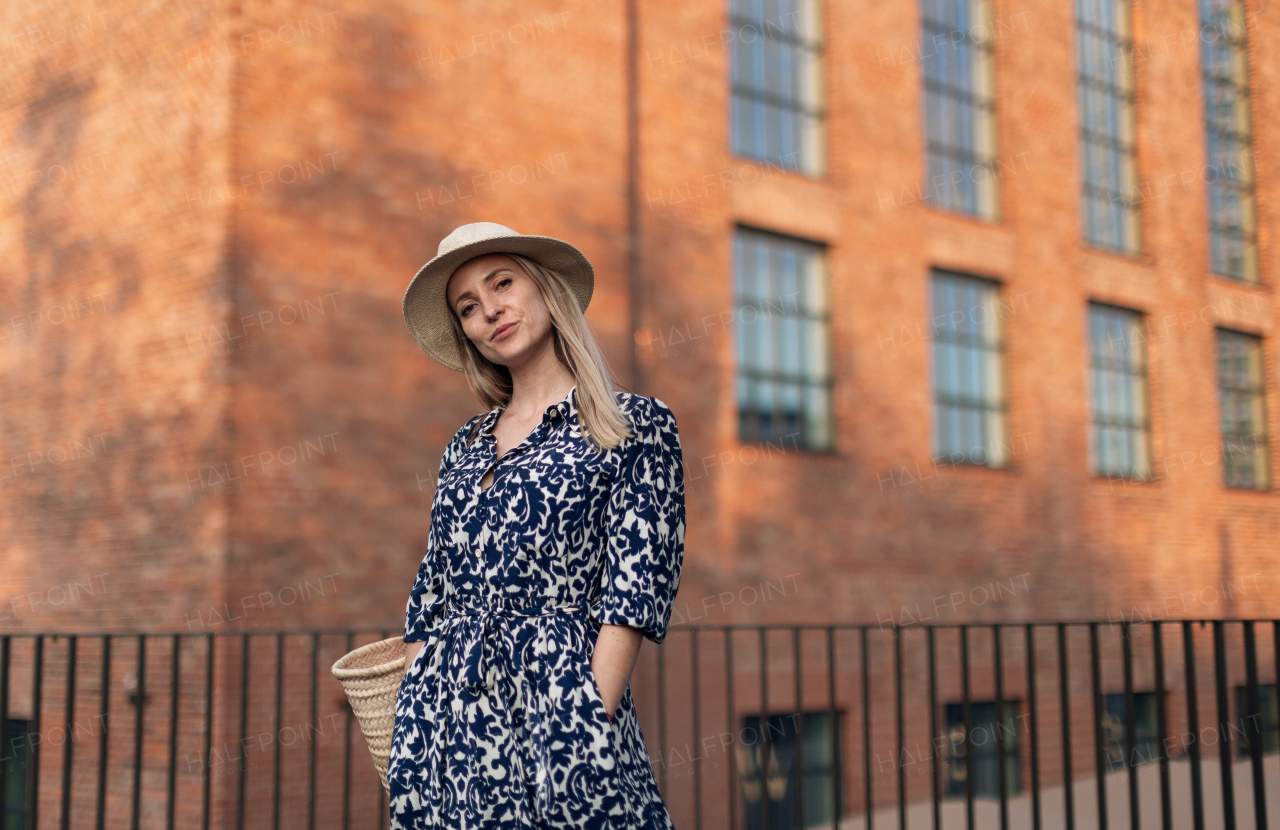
492, 321, 518, 341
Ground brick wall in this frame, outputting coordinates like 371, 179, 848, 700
0, 0, 236, 631
4, 0, 1275, 658
1, 0, 1278, 824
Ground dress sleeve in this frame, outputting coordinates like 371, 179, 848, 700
589, 395, 686, 645
404, 414, 480, 643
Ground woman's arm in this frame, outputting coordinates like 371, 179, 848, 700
590, 623, 644, 719
406, 639, 424, 666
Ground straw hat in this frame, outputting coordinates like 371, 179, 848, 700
402, 222, 595, 372
330, 636, 409, 795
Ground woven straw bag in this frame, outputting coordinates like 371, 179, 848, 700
331, 636, 407, 794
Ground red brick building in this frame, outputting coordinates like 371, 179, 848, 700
1, 0, 1277, 826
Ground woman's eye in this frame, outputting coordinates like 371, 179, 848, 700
497, 278, 511, 289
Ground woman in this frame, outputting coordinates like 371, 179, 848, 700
389, 221, 686, 829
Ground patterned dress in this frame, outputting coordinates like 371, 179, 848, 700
389, 384, 685, 829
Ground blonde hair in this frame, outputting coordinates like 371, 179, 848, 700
446, 252, 634, 452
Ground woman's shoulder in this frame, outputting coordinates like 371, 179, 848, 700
460, 409, 488, 431
614, 390, 675, 417
612, 391, 679, 441
453, 411, 488, 446
438, 411, 488, 471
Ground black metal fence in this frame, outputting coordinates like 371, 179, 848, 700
1, 619, 1276, 830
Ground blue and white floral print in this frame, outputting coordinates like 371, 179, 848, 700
389, 384, 685, 829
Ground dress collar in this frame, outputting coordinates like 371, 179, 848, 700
478, 384, 577, 437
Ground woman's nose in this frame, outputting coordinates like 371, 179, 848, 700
472, 295, 496, 319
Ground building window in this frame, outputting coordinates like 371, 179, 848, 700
3, 719, 31, 830
1102, 692, 1161, 770
929, 270, 1008, 467
733, 227, 832, 450
730, 0, 824, 175
1200, 0, 1259, 281
1235, 684, 1279, 758
921, 0, 999, 218
738, 711, 841, 830
1216, 329, 1270, 489
944, 701, 1022, 798
1087, 302, 1151, 479
1077, 0, 1141, 253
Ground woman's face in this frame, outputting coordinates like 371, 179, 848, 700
446, 253, 553, 369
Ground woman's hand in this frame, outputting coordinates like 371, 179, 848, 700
590, 623, 644, 721
406, 640, 424, 666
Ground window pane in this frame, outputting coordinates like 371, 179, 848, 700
1078, 0, 1141, 253
734, 228, 832, 450
930, 270, 1008, 466
1216, 328, 1271, 489
1234, 684, 1280, 757
921, 0, 999, 219
945, 701, 1022, 798
1088, 303, 1151, 478
1102, 693, 1161, 769
1201, 0, 1260, 280
3, 719, 31, 830
740, 711, 841, 830
731, 0, 824, 174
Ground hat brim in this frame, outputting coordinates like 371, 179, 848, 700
402, 234, 595, 372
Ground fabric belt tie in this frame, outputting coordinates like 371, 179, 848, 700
447, 595, 590, 692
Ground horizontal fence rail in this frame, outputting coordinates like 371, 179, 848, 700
0, 620, 1276, 830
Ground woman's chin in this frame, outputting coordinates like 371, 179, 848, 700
485, 341, 524, 364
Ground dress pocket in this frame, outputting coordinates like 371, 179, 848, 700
581, 658, 617, 726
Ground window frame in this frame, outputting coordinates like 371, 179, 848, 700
943, 699, 1023, 799
1101, 691, 1162, 770
1075, 0, 1143, 255
1086, 300, 1154, 481
1215, 327, 1272, 490
727, 0, 828, 177
2, 718, 32, 830
1233, 683, 1279, 758
1199, 0, 1261, 282
738, 710, 843, 830
920, 0, 1002, 220
928, 268, 1011, 469
732, 224, 835, 452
